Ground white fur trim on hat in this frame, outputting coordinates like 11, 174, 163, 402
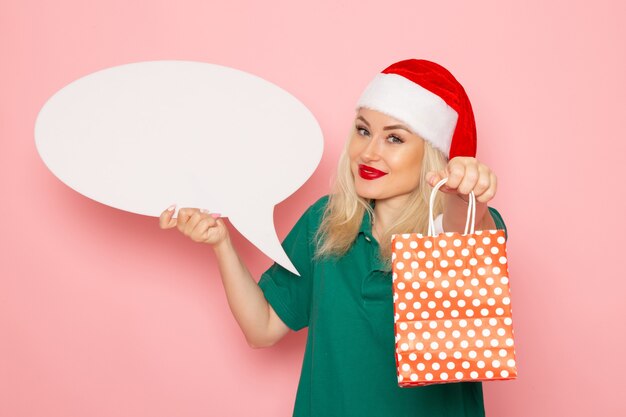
356, 73, 458, 156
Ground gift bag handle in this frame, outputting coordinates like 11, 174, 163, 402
428, 178, 476, 236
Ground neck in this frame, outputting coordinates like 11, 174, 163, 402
372, 196, 410, 240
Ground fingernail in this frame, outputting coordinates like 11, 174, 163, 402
210, 213, 221, 219
167, 204, 176, 211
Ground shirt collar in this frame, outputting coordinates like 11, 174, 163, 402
358, 208, 374, 237
357, 205, 389, 272
358, 200, 375, 237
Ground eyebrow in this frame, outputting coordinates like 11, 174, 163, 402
383, 124, 412, 133
356, 116, 412, 133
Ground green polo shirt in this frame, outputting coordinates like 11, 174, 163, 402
259, 196, 507, 417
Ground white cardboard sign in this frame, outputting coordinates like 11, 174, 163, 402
35, 61, 324, 275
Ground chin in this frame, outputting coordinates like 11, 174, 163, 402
354, 180, 384, 200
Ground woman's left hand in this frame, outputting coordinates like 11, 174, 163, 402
426, 157, 497, 204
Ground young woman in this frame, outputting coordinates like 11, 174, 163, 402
160, 59, 505, 417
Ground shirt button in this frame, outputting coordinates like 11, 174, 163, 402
365, 236, 371, 242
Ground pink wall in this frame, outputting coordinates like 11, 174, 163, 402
2, 0, 625, 416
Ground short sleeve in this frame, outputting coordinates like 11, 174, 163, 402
258, 196, 328, 331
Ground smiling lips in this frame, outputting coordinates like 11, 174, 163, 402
358, 164, 388, 180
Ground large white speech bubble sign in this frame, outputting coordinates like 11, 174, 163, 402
35, 61, 324, 275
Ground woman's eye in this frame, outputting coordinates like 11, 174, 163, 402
356, 126, 370, 136
387, 135, 404, 144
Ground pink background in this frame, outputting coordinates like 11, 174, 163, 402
2, 0, 625, 416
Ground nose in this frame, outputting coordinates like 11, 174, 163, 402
360, 135, 382, 162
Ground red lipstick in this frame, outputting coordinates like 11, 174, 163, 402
358, 164, 388, 180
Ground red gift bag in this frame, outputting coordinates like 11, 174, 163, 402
392, 178, 517, 386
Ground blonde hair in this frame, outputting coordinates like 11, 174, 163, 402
315, 139, 448, 265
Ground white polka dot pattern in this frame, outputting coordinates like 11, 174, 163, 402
392, 229, 517, 387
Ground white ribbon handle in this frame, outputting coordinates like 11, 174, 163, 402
428, 178, 476, 237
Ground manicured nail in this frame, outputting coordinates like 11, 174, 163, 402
167, 204, 176, 211
210, 213, 221, 219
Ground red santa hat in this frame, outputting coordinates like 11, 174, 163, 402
356, 59, 476, 159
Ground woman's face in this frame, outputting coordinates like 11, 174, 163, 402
348, 108, 425, 205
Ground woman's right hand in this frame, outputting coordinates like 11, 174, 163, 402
159, 205, 230, 247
